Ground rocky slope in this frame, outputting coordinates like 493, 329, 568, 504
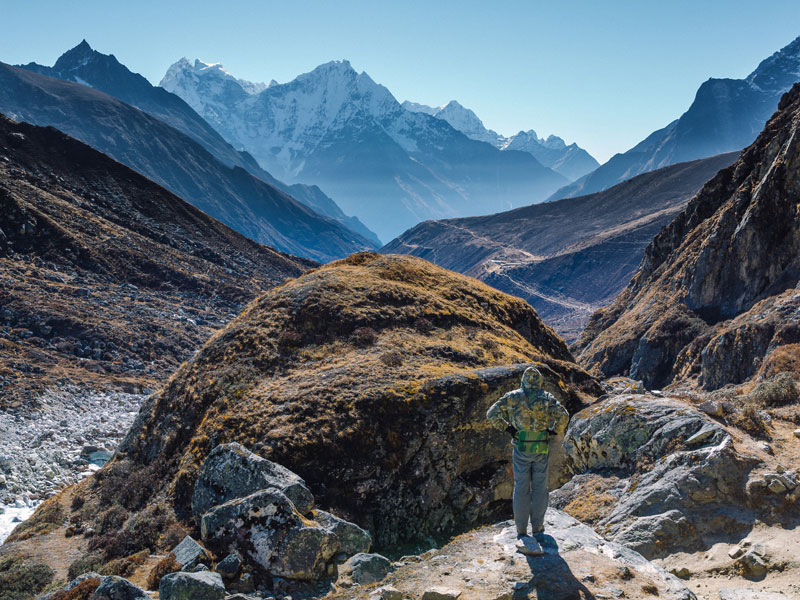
383, 152, 738, 340
19, 41, 379, 245
576, 82, 800, 391
552, 34, 800, 201
0, 113, 312, 410
161, 59, 568, 241
14, 253, 599, 585
0, 63, 376, 262
401, 100, 599, 181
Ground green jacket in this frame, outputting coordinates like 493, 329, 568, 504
486, 385, 569, 436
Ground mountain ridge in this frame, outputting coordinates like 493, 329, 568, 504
161, 58, 568, 241
19, 41, 380, 245
0, 61, 376, 262
550, 34, 800, 201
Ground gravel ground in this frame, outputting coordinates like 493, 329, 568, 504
0, 386, 145, 542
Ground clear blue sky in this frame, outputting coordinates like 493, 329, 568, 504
3, 0, 800, 163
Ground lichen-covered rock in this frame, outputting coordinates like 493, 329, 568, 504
554, 395, 759, 558
215, 553, 241, 579
192, 442, 314, 521
339, 552, 393, 585
158, 571, 225, 600
91, 576, 149, 600
314, 509, 372, 555
170, 535, 210, 571
200, 489, 337, 580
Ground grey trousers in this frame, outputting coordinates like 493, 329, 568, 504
512, 446, 550, 536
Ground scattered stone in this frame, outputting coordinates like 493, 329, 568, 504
669, 567, 691, 579
200, 489, 337, 580
340, 552, 393, 585
728, 546, 745, 559
719, 588, 789, 599
191, 442, 314, 522
793, 429, 800, 439
698, 400, 726, 418
171, 535, 210, 571
421, 587, 462, 600
91, 575, 149, 600
736, 548, 768, 579
216, 552, 241, 578
314, 509, 372, 555
370, 585, 402, 600
159, 570, 225, 600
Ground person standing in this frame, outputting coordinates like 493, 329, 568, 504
486, 367, 569, 555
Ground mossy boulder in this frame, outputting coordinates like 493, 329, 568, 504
75, 253, 597, 552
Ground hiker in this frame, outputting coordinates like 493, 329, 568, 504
486, 366, 569, 555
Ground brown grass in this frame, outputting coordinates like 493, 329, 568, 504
146, 553, 181, 590
6, 495, 64, 542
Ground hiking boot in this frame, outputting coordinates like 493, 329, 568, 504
515, 535, 544, 556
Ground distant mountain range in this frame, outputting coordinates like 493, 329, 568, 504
161, 59, 568, 241
18, 41, 379, 246
383, 152, 739, 340
402, 100, 599, 182
551, 35, 800, 200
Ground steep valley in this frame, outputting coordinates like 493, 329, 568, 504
384, 152, 739, 341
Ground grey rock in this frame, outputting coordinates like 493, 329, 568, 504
172, 535, 210, 570
90, 576, 149, 600
557, 395, 758, 559
192, 442, 314, 521
216, 552, 242, 578
340, 552, 393, 585
159, 571, 225, 600
736, 548, 769, 579
200, 489, 337, 580
370, 586, 402, 600
314, 509, 372, 555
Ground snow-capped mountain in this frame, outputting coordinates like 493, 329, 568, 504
550, 34, 800, 200
161, 60, 567, 241
402, 100, 599, 181
20, 41, 379, 245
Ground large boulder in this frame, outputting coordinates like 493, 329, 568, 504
314, 509, 372, 555
159, 571, 225, 600
339, 552, 393, 585
554, 395, 759, 558
192, 442, 314, 521
171, 535, 210, 570
91, 576, 149, 600
200, 489, 338, 580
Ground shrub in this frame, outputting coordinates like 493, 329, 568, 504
745, 372, 798, 408
100, 549, 148, 577
0, 553, 54, 600
414, 317, 433, 334
49, 577, 102, 600
70, 494, 85, 512
730, 404, 770, 439
146, 553, 181, 590
97, 505, 128, 535
380, 350, 403, 367
162, 523, 189, 550
67, 552, 105, 581
350, 326, 377, 347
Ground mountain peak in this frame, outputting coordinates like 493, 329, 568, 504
53, 39, 98, 71
747, 35, 800, 92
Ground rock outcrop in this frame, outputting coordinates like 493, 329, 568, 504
577, 82, 800, 390
66, 252, 597, 570
327, 509, 696, 600
552, 395, 764, 558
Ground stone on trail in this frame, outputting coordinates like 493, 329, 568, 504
200, 489, 337, 580
718, 589, 789, 600
339, 552, 393, 585
171, 535, 210, 571
91, 575, 150, 600
421, 587, 462, 600
159, 570, 226, 600
515, 536, 544, 556
192, 442, 314, 522
314, 509, 372, 555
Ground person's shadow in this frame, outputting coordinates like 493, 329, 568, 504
513, 534, 595, 600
